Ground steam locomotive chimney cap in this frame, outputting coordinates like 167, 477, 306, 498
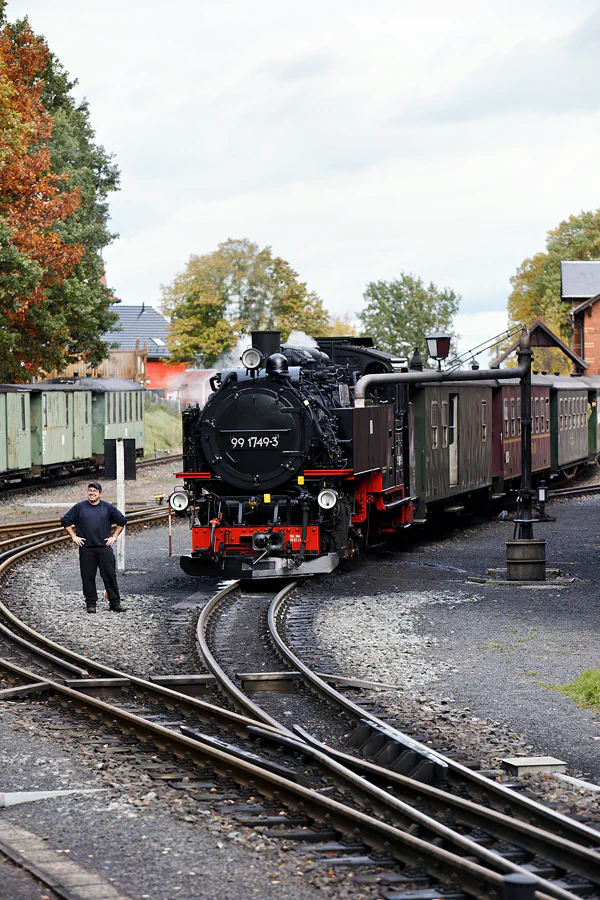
265, 353, 289, 376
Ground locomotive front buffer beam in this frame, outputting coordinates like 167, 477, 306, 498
354, 327, 544, 581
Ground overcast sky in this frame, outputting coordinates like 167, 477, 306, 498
8, 0, 600, 355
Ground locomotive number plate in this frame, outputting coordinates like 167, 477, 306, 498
230, 435, 280, 449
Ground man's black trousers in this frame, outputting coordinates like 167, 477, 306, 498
79, 546, 120, 607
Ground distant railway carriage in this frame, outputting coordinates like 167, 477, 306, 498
0, 377, 145, 485
0, 387, 31, 478
44, 377, 145, 462
27, 385, 92, 472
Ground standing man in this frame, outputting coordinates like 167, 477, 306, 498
61, 483, 127, 614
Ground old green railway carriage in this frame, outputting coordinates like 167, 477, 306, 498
0, 387, 31, 478
0, 377, 145, 483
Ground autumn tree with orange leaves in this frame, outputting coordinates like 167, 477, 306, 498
0, 12, 119, 381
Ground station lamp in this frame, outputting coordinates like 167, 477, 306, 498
425, 333, 452, 370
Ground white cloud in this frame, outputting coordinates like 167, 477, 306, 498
7, 0, 600, 346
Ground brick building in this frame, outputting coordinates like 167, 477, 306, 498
561, 261, 600, 375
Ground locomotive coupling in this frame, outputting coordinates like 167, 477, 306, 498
252, 530, 285, 551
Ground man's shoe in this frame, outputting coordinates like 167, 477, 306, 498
86, 607, 97, 614
109, 604, 126, 612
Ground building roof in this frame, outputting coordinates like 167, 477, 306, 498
571, 292, 600, 316
101, 304, 171, 359
561, 261, 600, 300
490, 319, 588, 373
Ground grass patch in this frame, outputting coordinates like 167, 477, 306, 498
144, 401, 182, 458
550, 669, 600, 712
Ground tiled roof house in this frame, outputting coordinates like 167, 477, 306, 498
102, 304, 188, 391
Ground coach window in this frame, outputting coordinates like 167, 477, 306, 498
43, 395, 47, 427
20, 395, 26, 430
65, 393, 69, 427
510, 399, 516, 436
546, 398, 550, 431
431, 401, 438, 449
540, 397, 545, 433
441, 401, 448, 447
84, 393, 89, 425
568, 397, 572, 429
559, 399, 563, 430
107, 393, 111, 424
517, 398, 521, 435
481, 400, 487, 442
504, 399, 509, 436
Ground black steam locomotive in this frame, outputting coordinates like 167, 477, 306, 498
174, 331, 414, 578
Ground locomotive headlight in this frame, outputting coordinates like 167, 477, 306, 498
169, 490, 189, 512
241, 347, 262, 370
318, 489, 338, 510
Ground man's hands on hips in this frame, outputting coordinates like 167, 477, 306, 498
72, 535, 85, 547
105, 535, 116, 547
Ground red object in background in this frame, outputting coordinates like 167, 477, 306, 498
145, 360, 188, 390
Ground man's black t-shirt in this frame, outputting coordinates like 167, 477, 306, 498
61, 500, 127, 547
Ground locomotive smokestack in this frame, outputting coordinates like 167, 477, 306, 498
252, 331, 280, 357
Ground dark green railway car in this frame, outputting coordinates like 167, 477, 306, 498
540, 376, 589, 471
0, 387, 31, 478
412, 382, 493, 518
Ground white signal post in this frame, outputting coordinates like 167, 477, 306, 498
116, 438, 126, 573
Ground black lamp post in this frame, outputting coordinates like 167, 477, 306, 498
425, 333, 452, 370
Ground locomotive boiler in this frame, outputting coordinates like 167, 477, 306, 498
174, 331, 414, 578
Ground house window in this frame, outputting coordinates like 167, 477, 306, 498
504, 398, 509, 436
441, 401, 448, 447
431, 400, 438, 449
481, 400, 487, 442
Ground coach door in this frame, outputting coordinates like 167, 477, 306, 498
449, 393, 458, 487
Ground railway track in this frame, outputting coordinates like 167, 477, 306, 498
1, 527, 599, 899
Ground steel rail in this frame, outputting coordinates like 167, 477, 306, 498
193, 584, 597, 897
268, 589, 600, 851
0, 540, 593, 898
0, 656, 546, 900
0, 522, 285, 738
196, 581, 297, 735
549, 484, 600, 499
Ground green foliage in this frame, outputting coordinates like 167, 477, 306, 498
358, 273, 460, 362
161, 238, 329, 366
37, 41, 121, 371
143, 399, 183, 458
551, 669, 600, 712
0, 15, 119, 380
507, 210, 600, 373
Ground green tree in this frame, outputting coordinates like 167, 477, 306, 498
507, 210, 600, 350
358, 273, 460, 363
161, 239, 329, 365
505, 209, 600, 373
0, 11, 119, 380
